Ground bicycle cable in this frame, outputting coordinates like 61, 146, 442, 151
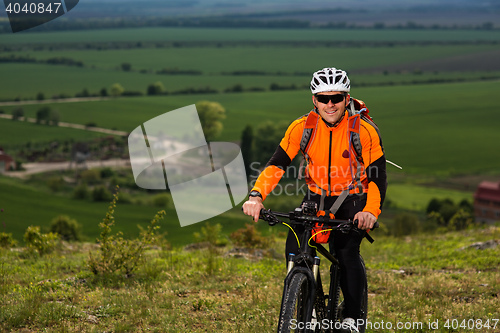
283, 222, 300, 249
308, 229, 333, 250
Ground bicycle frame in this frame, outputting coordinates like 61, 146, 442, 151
260, 207, 377, 333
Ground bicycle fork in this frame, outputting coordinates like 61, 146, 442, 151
327, 263, 341, 323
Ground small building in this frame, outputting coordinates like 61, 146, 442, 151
0, 149, 14, 173
474, 181, 500, 223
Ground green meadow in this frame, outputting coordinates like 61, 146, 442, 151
0, 174, 251, 247
2, 27, 500, 45
1, 23, 499, 333
3, 79, 500, 176
1, 26, 499, 246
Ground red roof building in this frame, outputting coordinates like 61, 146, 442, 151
474, 181, 500, 223
0, 149, 14, 173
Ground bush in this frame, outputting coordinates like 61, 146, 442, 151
448, 209, 473, 231
193, 223, 228, 247
92, 186, 112, 202
72, 183, 89, 200
80, 169, 101, 184
152, 193, 172, 208
391, 213, 420, 237
230, 224, 273, 249
47, 176, 64, 192
0, 232, 17, 248
100, 167, 115, 178
24, 226, 59, 255
49, 215, 82, 241
87, 188, 165, 276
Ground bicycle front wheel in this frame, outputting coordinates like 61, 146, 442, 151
278, 273, 311, 333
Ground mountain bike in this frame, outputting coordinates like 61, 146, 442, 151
259, 201, 378, 333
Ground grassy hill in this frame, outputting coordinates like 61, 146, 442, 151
0, 225, 498, 332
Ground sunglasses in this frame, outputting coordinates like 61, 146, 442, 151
315, 94, 346, 104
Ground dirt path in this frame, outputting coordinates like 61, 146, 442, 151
0, 113, 128, 136
0, 96, 111, 107
5, 159, 131, 179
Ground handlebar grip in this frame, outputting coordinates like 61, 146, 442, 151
354, 219, 379, 230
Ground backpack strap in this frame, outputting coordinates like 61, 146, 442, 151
298, 110, 320, 180
348, 98, 370, 196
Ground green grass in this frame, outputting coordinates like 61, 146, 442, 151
3, 79, 500, 176
6, 44, 498, 72
0, 225, 498, 332
386, 183, 473, 211
1, 42, 499, 100
0, 117, 106, 146
0, 175, 255, 247
1, 27, 500, 45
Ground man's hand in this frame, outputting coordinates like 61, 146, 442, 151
242, 196, 264, 223
354, 211, 377, 230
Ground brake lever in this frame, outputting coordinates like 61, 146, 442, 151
260, 208, 279, 226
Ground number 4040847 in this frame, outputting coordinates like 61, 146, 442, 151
5, 2, 62, 15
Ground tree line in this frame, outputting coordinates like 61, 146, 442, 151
0, 16, 497, 34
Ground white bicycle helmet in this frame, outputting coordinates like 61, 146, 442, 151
310, 67, 350, 94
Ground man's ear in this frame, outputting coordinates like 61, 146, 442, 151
345, 94, 350, 107
312, 95, 317, 108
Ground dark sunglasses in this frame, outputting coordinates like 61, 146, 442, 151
315, 94, 346, 104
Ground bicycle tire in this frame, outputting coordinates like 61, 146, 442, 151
278, 273, 311, 333
336, 255, 368, 333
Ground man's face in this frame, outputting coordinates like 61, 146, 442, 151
312, 91, 350, 125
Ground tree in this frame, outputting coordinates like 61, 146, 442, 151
36, 106, 52, 124
49, 109, 60, 126
147, 81, 165, 95
36, 92, 45, 101
196, 101, 226, 141
240, 125, 254, 179
121, 62, 132, 71
12, 107, 24, 121
253, 120, 289, 166
110, 83, 124, 97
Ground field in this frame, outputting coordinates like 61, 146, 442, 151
3, 79, 500, 176
1, 25, 500, 245
0, 19, 500, 333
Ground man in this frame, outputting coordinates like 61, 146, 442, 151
242, 67, 387, 333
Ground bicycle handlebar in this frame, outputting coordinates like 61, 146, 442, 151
259, 208, 379, 231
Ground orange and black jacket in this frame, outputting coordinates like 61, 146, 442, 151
251, 110, 387, 218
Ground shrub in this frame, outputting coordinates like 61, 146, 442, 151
152, 193, 172, 208
87, 188, 165, 276
448, 209, 473, 231
49, 215, 82, 241
92, 186, 112, 202
0, 232, 17, 248
230, 224, 273, 249
24, 226, 59, 255
391, 213, 420, 237
193, 223, 228, 247
47, 176, 64, 192
80, 169, 101, 184
100, 167, 115, 178
72, 183, 89, 200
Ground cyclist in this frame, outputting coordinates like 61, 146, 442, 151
242, 67, 387, 333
